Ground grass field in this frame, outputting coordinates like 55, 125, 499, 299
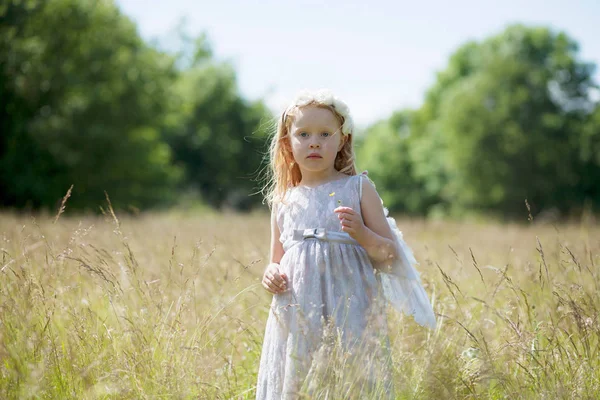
0, 207, 598, 399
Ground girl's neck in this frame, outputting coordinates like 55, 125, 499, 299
298, 167, 344, 187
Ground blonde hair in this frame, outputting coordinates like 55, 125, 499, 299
263, 90, 357, 207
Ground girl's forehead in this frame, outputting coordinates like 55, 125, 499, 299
291, 106, 341, 129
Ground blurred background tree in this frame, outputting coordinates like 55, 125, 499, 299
356, 110, 438, 214
1, 1, 598, 218
1, 0, 182, 211
360, 25, 599, 218
163, 34, 271, 211
0, 0, 270, 212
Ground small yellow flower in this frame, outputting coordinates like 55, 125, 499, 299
330, 192, 342, 206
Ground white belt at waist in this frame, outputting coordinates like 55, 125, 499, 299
282, 228, 360, 252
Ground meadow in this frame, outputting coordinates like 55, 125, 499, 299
0, 205, 598, 399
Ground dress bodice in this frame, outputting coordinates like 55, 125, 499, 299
276, 174, 362, 244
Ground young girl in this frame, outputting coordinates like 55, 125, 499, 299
256, 90, 436, 399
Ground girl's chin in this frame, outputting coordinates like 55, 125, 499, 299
297, 165, 335, 174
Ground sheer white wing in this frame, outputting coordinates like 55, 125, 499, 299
379, 213, 436, 329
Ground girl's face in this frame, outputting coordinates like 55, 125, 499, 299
288, 105, 346, 175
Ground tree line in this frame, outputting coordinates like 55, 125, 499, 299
1, 0, 269, 213
357, 25, 599, 219
1, 1, 599, 219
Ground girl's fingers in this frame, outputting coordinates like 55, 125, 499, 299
269, 279, 285, 293
263, 277, 275, 289
267, 271, 282, 284
274, 274, 285, 287
334, 206, 355, 214
271, 272, 287, 288
263, 264, 287, 293
266, 274, 282, 290
263, 279, 278, 293
336, 211, 355, 220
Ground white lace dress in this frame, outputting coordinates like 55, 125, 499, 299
255, 174, 435, 399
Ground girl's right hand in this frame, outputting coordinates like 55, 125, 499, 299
262, 263, 288, 294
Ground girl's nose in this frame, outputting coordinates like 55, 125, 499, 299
309, 142, 320, 149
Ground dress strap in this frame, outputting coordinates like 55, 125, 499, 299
358, 174, 363, 199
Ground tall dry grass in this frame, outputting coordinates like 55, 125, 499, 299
0, 204, 598, 399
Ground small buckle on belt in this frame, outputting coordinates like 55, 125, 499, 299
293, 228, 325, 241
303, 228, 319, 239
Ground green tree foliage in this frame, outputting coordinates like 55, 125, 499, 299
0, 1, 271, 212
3, 7, 597, 217
357, 110, 436, 214
578, 103, 600, 207
164, 36, 271, 210
1, 0, 182, 211
364, 25, 599, 218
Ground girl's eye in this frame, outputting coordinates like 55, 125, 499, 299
299, 132, 308, 137
321, 132, 330, 137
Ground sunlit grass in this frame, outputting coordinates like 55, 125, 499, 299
0, 207, 598, 399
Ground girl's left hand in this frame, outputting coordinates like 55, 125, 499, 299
334, 206, 366, 241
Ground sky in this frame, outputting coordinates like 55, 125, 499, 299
116, 0, 600, 127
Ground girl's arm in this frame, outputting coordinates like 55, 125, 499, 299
269, 204, 285, 264
262, 204, 288, 294
334, 178, 398, 271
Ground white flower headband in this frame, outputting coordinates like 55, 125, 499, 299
284, 89, 355, 135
